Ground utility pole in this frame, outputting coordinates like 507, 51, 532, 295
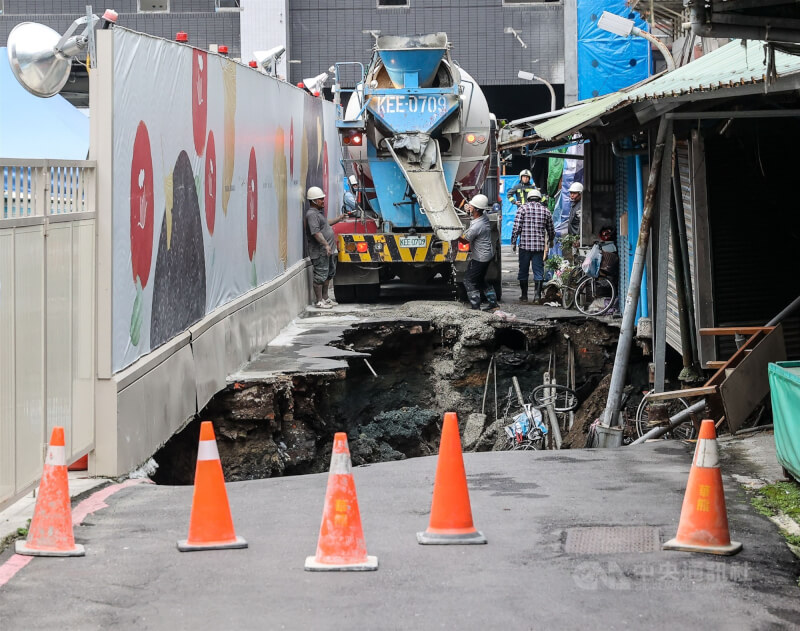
600, 117, 672, 439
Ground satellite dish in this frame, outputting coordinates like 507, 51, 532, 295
7, 22, 73, 98
7, 13, 101, 98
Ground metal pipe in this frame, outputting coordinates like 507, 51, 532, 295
634, 154, 648, 319
667, 110, 800, 120
631, 26, 676, 71
629, 399, 706, 445
533, 75, 557, 112
602, 117, 671, 430
767, 295, 800, 326
506, 104, 584, 128
687, 1, 800, 44
611, 139, 648, 157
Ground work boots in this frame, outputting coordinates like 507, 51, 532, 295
519, 281, 528, 303
533, 281, 543, 304
468, 290, 482, 310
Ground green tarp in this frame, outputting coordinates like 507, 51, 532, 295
768, 361, 800, 480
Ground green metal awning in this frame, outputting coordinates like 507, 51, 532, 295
534, 39, 800, 142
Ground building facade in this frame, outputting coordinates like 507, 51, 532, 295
0, 0, 242, 56
1, 0, 575, 119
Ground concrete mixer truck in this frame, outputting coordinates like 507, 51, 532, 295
331, 32, 500, 303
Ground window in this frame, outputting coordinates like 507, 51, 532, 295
216, 0, 242, 11
503, 0, 560, 5
378, 0, 409, 7
138, 0, 169, 12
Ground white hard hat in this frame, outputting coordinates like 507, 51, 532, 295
348, 174, 358, 187
307, 186, 325, 200
526, 188, 542, 201
519, 169, 533, 178
468, 194, 490, 210
568, 182, 584, 193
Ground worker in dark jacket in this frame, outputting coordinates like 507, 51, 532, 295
567, 182, 583, 236
460, 194, 498, 311
506, 169, 537, 207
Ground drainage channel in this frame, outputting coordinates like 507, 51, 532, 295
151, 304, 644, 485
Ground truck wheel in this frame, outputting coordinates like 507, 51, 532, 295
334, 284, 357, 304
356, 283, 380, 302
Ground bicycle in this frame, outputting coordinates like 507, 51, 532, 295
574, 269, 616, 316
635, 390, 697, 440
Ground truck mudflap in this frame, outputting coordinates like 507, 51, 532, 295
338, 233, 469, 264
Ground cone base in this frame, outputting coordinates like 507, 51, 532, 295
177, 536, 248, 552
417, 530, 487, 545
15, 540, 85, 557
663, 537, 742, 556
304, 555, 378, 571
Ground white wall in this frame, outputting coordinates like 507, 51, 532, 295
240, 0, 289, 78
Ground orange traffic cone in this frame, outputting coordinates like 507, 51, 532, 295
417, 412, 486, 545
16, 426, 85, 557
177, 421, 247, 552
663, 419, 742, 555
305, 433, 378, 571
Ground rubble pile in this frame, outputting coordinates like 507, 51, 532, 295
152, 305, 638, 484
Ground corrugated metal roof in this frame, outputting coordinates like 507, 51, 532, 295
535, 40, 800, 141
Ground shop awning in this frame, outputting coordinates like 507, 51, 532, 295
533, 39, 800, 143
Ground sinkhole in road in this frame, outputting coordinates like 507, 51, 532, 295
151, 313, 640, 485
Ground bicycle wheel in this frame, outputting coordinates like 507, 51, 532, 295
561, 285, 575, 309
531, 384, 579, 412
575, 276, 615, 316
635, 393, 695, 439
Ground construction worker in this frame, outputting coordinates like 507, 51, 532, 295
511, 188, 555, 304
460, 194, 499, 311
506, 169, 537, 207
305, 186, 346, 309
567, 181, 583, 236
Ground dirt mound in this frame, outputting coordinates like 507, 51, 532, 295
563, 374, 612, 449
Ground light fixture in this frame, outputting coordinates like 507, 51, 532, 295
253, 45, 286, 77
7, 12, 103, 97
597, 10, 675, 71
504, 26, 527, 49
361, 29, 381, 44
517, 70, 556, 112
303, 71, 329, 94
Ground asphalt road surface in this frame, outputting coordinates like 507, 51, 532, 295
1, 442, 798, 630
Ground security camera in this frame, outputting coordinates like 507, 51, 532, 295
254, 45, 286, 76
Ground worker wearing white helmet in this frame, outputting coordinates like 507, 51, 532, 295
567, 181, 584, 237
305, 186, 346, 309
506, 169, 538, 207
460, 194, 499, 311
510, 188, 555, 303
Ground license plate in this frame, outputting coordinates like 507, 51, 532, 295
399, 236, 426, 248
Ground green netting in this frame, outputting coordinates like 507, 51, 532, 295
547, 149, 567, 213
768, 361, 800, 479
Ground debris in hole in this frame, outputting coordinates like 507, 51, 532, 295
150, 303, 639, 484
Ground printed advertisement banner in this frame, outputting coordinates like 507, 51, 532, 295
111, 28, 342, 372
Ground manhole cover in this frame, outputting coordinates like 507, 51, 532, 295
564, 527, 661, 554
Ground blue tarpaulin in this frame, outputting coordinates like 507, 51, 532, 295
0, 47, 90, 160
577, 0, 650, 100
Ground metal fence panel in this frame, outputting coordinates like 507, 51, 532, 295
0, 159, 96, 510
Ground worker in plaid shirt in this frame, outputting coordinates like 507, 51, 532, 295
510, 189, 555, 303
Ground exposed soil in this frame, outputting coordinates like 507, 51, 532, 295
152, 304, 645, 485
